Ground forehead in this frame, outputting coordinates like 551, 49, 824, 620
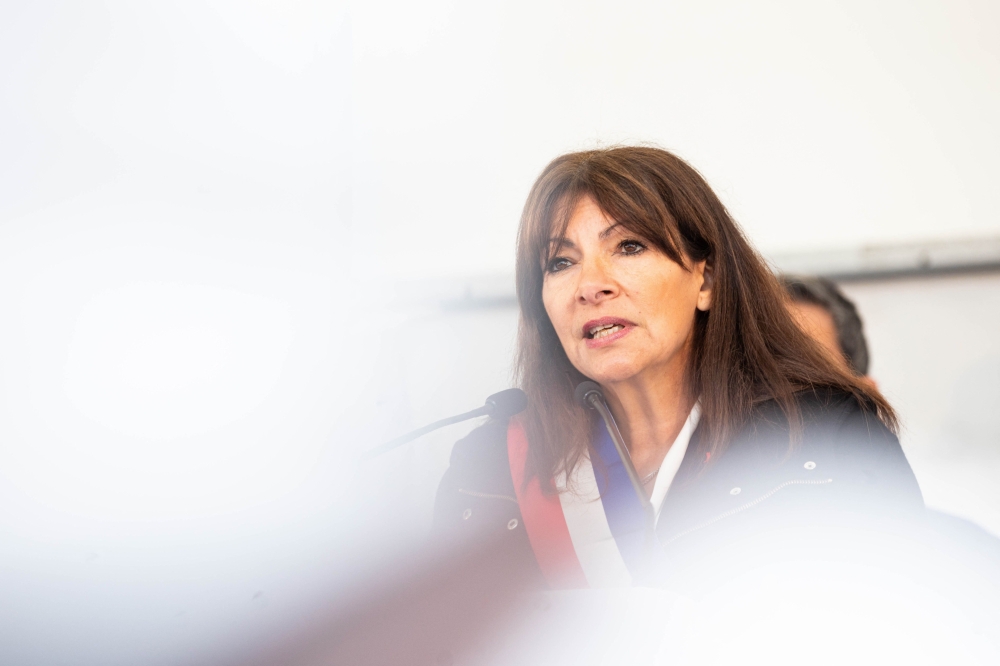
554, 197, 617, 238
549, 194, 633, 243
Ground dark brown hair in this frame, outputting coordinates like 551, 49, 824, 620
514, 146, 896, 486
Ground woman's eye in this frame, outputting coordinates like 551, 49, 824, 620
546, 256, 572, 273
618, 240, 646, 255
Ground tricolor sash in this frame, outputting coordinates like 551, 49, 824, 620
507, 417, 650, 588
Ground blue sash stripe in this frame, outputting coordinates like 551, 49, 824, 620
591, 422, 648, 576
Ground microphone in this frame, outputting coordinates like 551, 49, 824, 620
362, 389, 527, 459
574, 381, 605, 412
575, 381, 657, 542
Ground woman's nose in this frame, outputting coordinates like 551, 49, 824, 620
575, 260, 618, 305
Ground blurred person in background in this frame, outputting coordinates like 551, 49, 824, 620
435, 146, 923, 593
781, 274, 872, 379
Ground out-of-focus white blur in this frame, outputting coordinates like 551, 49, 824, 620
2, 1, 999, 664
472, 565, 997, 666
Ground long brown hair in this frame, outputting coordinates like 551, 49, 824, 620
514, 146, 896, 487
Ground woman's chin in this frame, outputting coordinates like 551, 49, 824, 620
580, 362, 645, 386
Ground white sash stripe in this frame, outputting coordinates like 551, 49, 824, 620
557, 455, 633, 588
552, 402, 700, 588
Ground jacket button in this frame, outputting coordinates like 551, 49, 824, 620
507, 519, 519, 530
462, 508, 472, 520
804, 461, 816, 470
730, 487, 741, 495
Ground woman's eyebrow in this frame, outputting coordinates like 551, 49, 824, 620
599, 223, 625, 240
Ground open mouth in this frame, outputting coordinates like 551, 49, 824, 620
582, 317, 634, 343
587, 323, 625, 339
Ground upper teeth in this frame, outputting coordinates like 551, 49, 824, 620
590, 324, 624, 338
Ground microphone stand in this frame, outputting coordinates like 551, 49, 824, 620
361, 405, 490, 460
362, 388, 528, 460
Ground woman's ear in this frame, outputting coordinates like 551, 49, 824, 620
696, 259, 714, 312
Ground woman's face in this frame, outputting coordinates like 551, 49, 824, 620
541, 195, 712, 388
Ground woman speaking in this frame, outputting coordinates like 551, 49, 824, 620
434, 146, 923, 592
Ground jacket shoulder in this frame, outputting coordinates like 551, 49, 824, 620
445, 417, 512, 485
659, 388, 924, 584
747, 386, 865, 428
745, 387, 893, 441
669, 387, 922, 524
431, 416, 544, 587
433, 417, 519, 530
753, 386, 923, 507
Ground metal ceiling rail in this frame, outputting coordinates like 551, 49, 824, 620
769, 236, 1000, 283
401, 236, 1000, 310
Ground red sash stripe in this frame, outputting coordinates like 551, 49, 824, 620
506, 418, 588, 589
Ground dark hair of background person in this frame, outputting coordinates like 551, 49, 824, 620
781, 274, 870, 376
514, 146, 897, 488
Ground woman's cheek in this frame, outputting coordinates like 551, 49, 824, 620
547, 287, 575, 339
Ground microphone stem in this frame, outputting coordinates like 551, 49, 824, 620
362, 405, 490, 460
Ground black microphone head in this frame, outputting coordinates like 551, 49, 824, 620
484, 388, 528, 419
574, 381, 603, 409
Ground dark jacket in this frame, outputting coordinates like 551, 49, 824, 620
433, 388, 925, 593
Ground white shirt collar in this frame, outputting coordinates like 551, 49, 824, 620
649, 402, 701, 520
